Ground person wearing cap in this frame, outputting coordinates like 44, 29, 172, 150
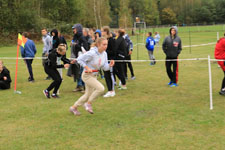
71, 24, 88, 92
94, 29, 102, 40
214, 33, 225, 95
162, 26, 182, 87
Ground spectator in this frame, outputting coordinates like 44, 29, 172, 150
0, 60, 11, 90
41, 28, 52, 80
20, 32, 37, 82
146, 32, 156, 65
162, 26, 182, 87
214, 34, 225, 95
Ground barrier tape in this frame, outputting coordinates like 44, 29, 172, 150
1, 57, 224, 63
133, 42, 216, 48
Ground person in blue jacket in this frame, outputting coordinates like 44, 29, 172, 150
146, 32, 156, 65
20, 32, 37, 82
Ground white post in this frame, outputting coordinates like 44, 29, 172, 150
217, 32, 219, 41
208, 55, 213, 110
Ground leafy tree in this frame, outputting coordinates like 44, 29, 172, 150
143, 0, 160, 25
119, 0, 132, 28
161, 7, 177, 25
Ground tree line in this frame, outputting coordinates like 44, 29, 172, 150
0, 0, 225, 35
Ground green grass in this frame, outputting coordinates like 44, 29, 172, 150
1, 25, 225, 150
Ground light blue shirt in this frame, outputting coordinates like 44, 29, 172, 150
154, 34, 160, 43
77, 47, 110, 72
42, 35, 52, 54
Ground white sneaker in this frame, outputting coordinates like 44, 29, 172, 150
103, 91, 116, 98
131, 76, 136, 80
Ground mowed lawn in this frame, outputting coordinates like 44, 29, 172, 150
1, 27, 225, 150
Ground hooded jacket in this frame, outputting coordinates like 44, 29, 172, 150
162, 26, 182, 58
115, 35, 128, 60
0, 66, 11, 88
51, 29, 60, 49
71, 24, 88, 58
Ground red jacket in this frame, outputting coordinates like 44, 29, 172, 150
215, 38, 225, 59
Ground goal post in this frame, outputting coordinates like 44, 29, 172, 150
134, 22, 146, 43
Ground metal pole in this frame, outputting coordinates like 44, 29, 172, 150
208, 55, 213, 110
217, 32, 219, 41
189, 28, 191, 54
137, 32, 139, 60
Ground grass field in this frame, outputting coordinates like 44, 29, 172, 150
0, 26, 225, 150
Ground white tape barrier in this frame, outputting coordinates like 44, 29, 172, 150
1, 57, 224, 63
133, 42, 216, 48
0, 55, 218, 110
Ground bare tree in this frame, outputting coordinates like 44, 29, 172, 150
93, 0, 98, 28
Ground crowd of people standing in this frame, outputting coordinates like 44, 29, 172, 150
2, 23, 225, 116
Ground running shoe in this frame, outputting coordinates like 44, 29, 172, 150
170, 83, 178, 87
69, 107, 81, 116
118, 85, 127, 90
103, 91, 116, 98
43, 90, 50, 99
131, 76, 136, 80
84, 103, 94, 114
219, 90, 225, 96
51, 93, 60, 98
168, 81, 173, 85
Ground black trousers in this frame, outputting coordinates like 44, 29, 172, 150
165, 57, 178, 83
25, 59, 34, 80
125, 55, 134, 77
114, 62, 126, 85
221, 71, 225, 90
0, 81, 10, 89
44, 66, 62, 94
104, 68, 115, 91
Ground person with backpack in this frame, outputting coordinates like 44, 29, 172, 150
123, 29, 135, 80
114, 29, 127, 90
146, 32, 156, 65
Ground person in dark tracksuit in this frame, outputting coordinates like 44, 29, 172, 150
123, 31, 135, 80
71, 24, 89, 92
101, 26, 116, 97
162, 26, 182, 87
51, 29, 60, 49
41, 28, 52, 80
0, 60, 11, 90
114, 29, 127, 90
43, 44, 75, 98
20, 32, 37, 82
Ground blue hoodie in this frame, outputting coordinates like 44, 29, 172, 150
146, 36, 155, 51
20, 39, 37, 58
